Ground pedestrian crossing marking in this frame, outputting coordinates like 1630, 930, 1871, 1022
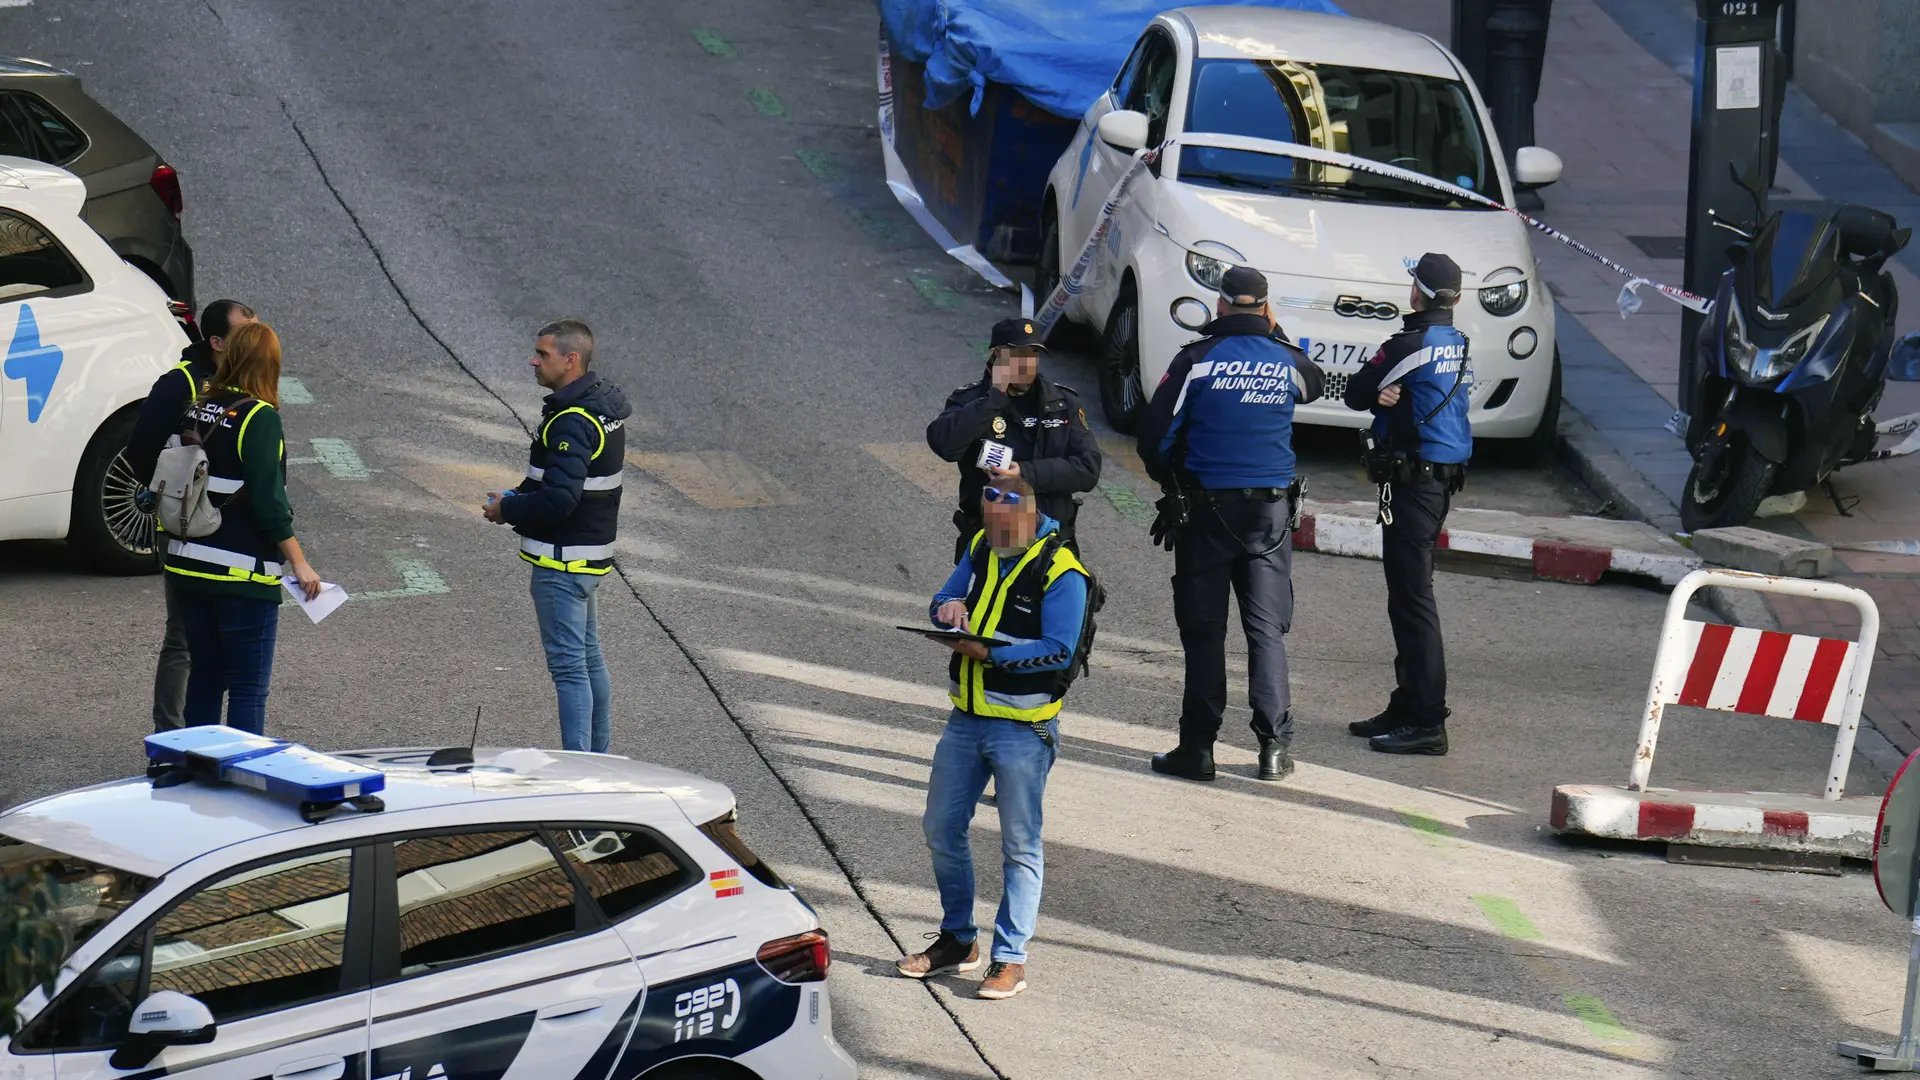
359, 551, 451, 600
625, 451, 797, 509
860, 441, 952, 498
278, 376, 315, 405
289, 438, 373, 480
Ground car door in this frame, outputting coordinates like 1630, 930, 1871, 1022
1082, 26, 1181, 322
365, 827, 657, 1080
39, 845, 372, 1080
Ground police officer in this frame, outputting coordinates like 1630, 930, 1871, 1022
1340, 253, 1473, 756
1136, 266, 1324, 783
928, 317, 1101, 561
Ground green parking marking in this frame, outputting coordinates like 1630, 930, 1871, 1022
1395, 808, 1452, 848
795, 148, 843, 181
1100, 483, 1155, 525
746, 88, 786, 118
291, 437, 372, 480
278, 376, 314, 405
1471, 895, 1544, 942
359, 553, 451, 601
850, 209, 901, 242
910, 275, 960, 309
1561, 993, 1634, 1043
690, 28, 735, 56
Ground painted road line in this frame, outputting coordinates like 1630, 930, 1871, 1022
746, 87, 786, 118
288, 438, 373, 479
910, 275, 960, 309
1471, 894, 1545, 941
359, 552, 451, 601
1099, 482, 1155, 525
626, 450, 798, 509
1394, 808, 1453, 849
278, 376, 315, 405
850, 209, 901, 242
397, 461, 524, 513
861, 441, 953, 498
795, 149, 843, 181
690, 27, 735, 56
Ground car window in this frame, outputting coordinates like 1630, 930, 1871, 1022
1111, 34, 1153, 102
14, 95, 86, 163
0, 98, 39, 159
148, 848, 355, 1024
391, 830, 579, 978
18, 935, 145, 1051
1121, 30, 1179, 147
0, 210, 87, 301
550, 827, 696, 922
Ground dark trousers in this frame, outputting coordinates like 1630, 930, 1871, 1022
152, 574, 190, 732
177, 589, 281, 734
1172, 498, 1294, 746
1381, 473, 1451, 727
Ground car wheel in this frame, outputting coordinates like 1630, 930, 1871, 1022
68, 409, 160, 576
1680, 433, 1775, 531
1034, 210, 1062, 335
1504, 347, 1562, 467
1100, 284, 1146, 434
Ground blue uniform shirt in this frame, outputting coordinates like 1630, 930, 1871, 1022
1135, 313, 1326, 489
1343, 309, 1473, 465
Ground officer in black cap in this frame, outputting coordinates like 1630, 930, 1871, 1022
928, 317, 1102, 561
1340, 253, 1474, 756
1136, 266, 1324, 783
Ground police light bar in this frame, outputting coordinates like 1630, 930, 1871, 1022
145, 727, 385, 821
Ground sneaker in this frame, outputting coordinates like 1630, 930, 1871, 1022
977, 961, 1027, 999
895, 930, 980, 979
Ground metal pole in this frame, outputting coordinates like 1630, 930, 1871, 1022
1450, 0, 1493, 91
1484, 0, 1552, 211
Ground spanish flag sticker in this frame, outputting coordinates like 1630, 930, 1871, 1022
710, 869, 744, 898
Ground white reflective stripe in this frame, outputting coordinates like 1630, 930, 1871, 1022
1170, 360, 1214, 416
167, 539, 284, 575
1380, 346, 1433, 388
525, 466, 545, 482
519, 538, 616, 562
580, 474, 623, 491
205, 476, 244, 494
983, 689, 1057, 709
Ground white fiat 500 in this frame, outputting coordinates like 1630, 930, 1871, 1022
0, 730, 857, 1080
0, 156, 187, 572
1040, 7, 1565, 455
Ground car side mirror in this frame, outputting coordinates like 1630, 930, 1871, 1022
1097, 109, 1149, 152
110, 991, 217, 1069
1513, 146, 1563, 188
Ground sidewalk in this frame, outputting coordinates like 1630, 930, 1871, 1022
1344, 0, 1920, 756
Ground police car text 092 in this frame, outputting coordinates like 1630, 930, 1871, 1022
0, 729, 856, 1080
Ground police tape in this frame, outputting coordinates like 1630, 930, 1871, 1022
1032, 149, 1158, 337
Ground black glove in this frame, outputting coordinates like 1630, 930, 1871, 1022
1149, 492, 1187, 551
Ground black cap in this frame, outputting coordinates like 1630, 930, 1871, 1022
1219, 265, 1268, 306
989, 317, 1047, 351
1410, 252, 1462, 299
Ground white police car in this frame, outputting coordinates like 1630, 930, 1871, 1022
1040, 7, 1565, 457
0, 156, 188, 572
0, 729, 857, 1080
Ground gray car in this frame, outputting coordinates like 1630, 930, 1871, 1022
0, 57, 193, 310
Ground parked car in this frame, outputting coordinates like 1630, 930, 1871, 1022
1039, 7, 1565, 457
0, 156, 189, 573
0, 57, 193, 310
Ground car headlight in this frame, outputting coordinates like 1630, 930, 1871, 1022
1187, 251, 1230, 291
1478, 273, 1529, 317
1724, 303, 1760, 379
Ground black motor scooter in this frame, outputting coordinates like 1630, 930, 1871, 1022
1681, 171, 1910, 532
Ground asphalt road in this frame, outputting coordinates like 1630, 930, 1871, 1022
0, 2, 1912, 1077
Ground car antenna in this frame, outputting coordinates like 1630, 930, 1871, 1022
426, 706, 480, 767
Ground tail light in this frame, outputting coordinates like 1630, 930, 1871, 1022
756, 929, 830, 984
167, 299, 199, 339
149, 163, 182, 220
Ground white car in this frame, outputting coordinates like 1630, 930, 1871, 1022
0, 729, 858, 1080
0, 156, 187, 572
1040, 7, 1565, 455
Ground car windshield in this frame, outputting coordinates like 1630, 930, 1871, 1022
0, 833, 157, 975
1179, 58, 1496, 210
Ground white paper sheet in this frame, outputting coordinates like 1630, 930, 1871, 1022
282, 578, 349, 624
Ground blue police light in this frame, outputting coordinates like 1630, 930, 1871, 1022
145, 727, 385, 816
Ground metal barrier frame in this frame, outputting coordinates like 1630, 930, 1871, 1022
1628, 569, 1881, 801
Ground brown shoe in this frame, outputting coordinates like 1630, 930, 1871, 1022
977, 961, 1027, 999
896, 930, 980, 979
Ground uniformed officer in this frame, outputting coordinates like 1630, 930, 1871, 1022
1340, 253, 1473, 756
928, 317, 1102, 560
1136, 266, 1324, 783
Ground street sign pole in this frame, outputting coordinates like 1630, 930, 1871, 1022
1679, 0, 1784, 424
1842, 748, 1920, 1070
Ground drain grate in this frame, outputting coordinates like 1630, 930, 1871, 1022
1628, 235, 1687, 260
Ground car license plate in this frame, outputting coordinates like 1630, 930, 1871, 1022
1297, 338, 1376, 368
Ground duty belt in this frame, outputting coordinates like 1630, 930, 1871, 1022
1200, 487, 1287, 504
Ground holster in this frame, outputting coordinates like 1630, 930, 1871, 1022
1286, 476, 1307, 532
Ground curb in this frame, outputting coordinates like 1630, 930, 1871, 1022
1551, 783, 1878, 859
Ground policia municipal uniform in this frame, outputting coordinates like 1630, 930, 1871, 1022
1136, 267, 1324, 783
1341, 253, 1473, 756
927, 319, 1102, 561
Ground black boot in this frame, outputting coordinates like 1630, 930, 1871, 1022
1347, 711, 1400, 738
1257, 739, 1293, 782
1151, 743, 1216, 781
1370, 725, 1449, 756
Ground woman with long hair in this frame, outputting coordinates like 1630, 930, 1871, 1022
162, 321, 324, 733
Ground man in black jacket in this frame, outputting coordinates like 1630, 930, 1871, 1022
128, 298, 255, 733
928, 317, 1102, 560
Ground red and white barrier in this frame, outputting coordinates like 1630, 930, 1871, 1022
1551, 569, 1884, 857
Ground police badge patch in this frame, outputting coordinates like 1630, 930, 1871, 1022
991, 415, 1007, 438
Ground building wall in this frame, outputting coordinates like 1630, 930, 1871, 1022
1793, 0, 1920, 189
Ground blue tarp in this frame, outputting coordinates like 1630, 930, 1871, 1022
880, 0, 1348, 120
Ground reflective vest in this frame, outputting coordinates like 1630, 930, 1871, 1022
514, 404, 625, 575
164, 390, 285, 586
947, 533, 1090, 722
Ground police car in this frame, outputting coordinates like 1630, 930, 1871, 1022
0, 728, 858, 1080
0, 156, 189, 572
1039, 7, 1565, 457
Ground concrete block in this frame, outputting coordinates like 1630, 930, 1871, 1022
1691, 526, 1833, 579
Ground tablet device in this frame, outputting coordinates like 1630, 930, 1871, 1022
896, 626, 1011, 648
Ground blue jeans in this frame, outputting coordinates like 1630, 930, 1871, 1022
530, 567, 611, 753
923, 709, 1058, 964
176, 590, 280, 734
